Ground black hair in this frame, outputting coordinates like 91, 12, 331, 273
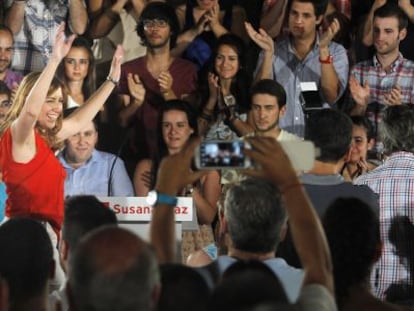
350, 115, 375, 141
62, 195, 118, 250
288, 0, 328, 18
0, 218, 53, 308
323, 198, 380, 308
136, 2, 179, 49
0, 80, 11, 99
374, 2, 408, 30
305, 109, 352, 162
250, 79, 287, 109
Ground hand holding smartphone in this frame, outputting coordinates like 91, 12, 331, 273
194, 139, 317, 171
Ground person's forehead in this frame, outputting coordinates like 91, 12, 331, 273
374, 16, 399, 28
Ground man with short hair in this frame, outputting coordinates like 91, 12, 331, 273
0, 81, 11, 126
0, 25, 23, 90
68, 226, 160, 311
117, 2, 197, 162
247, 0, 349, 137
0, 218, 54, 310
355, 105, 414, 300
57, 116, 134, 197
49, 195, 118, 310
4, 0, 87, 74
348, 3, 414, 158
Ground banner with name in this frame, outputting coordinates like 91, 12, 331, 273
97, 197, 193, 222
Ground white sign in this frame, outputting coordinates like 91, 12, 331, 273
97, 197, 193, 222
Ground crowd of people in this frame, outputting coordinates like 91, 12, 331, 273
0, 0, 414, 310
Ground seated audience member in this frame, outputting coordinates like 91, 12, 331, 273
323, 197, 414, 311
197, 33, 253, 140
158, 263, 210, 311
67, 226, 160, 311
209, 260, 290, 310
0, 218, 54, 311
174, 0, 248, 70
58, 109, 134, 197
49, 195, 118, 311
0, 81, 11, 126
354, 105, 414, 300
348, 3, 414, 158
341, 116, 377, 181
0, 25, 23, 90
149, 137, 337, 309
134, 100, 220, 263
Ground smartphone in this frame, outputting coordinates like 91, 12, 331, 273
195, 139, 317, 171
194, 140, 251, 170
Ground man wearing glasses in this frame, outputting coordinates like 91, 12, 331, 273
117, 1, 197, 163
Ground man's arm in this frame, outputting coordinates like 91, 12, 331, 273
69, 0, 88, 35
5, 0, 25, 34
150, 138, 207, 264
319, 18, 345, 104
399, 0, 414, 22
245, 22, 275, 82
243, 137, 334, 294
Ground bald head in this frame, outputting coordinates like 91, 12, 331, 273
68, 226, 160, 311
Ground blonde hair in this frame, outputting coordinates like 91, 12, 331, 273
0, 72, 67, 151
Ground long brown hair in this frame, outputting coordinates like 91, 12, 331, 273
0, 72, 67, 150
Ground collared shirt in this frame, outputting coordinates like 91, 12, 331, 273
58, 149, 134, 197
255, 34, 349, 137
3, 69, 23, 90
5, 0, 69, 74
348, 54, 414, 155
354, 152, 414, 300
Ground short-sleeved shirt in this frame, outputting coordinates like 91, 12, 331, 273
255, 35, 349, 137
5, 0, 69, 74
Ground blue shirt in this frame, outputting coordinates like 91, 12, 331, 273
255, 34, 349, 137
0, 182, 7, 222
58, 150, 134, 198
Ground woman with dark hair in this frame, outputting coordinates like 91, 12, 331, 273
342, 116, 377, 181
57, 36, 96, 108
198, 33, 253, 140
134, 99, 220, 262
175, 0, 247, 70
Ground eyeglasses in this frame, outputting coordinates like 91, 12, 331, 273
0, 100, 11, 108
142, 19, 169, 30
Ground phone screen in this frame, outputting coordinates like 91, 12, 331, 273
197, 141, 249, 169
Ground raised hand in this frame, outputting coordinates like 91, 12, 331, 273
207, 72, 219, 102
349, 76, 370, 108
245, 22, 274, 53
207, 1, 221, 27
384, 85, 402, 106
319, 17, 340, 49
158, 71, 173, 96
127, 73, 146, 105
108, 45, 124, 82
51, 23, 76, 62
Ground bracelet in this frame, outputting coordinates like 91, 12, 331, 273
106, 75, 118, 85
280, 182, 303, 194
104, 8, 120, 22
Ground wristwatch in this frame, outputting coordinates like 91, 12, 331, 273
146, 190, 178, 206
319, 54, 333, 64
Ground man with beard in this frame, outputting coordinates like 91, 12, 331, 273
348, 3, 414, 159
117, 2, 197, 162
0, 25, 22, 90
247, 0, 349, 138
4, 0, 87, 74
